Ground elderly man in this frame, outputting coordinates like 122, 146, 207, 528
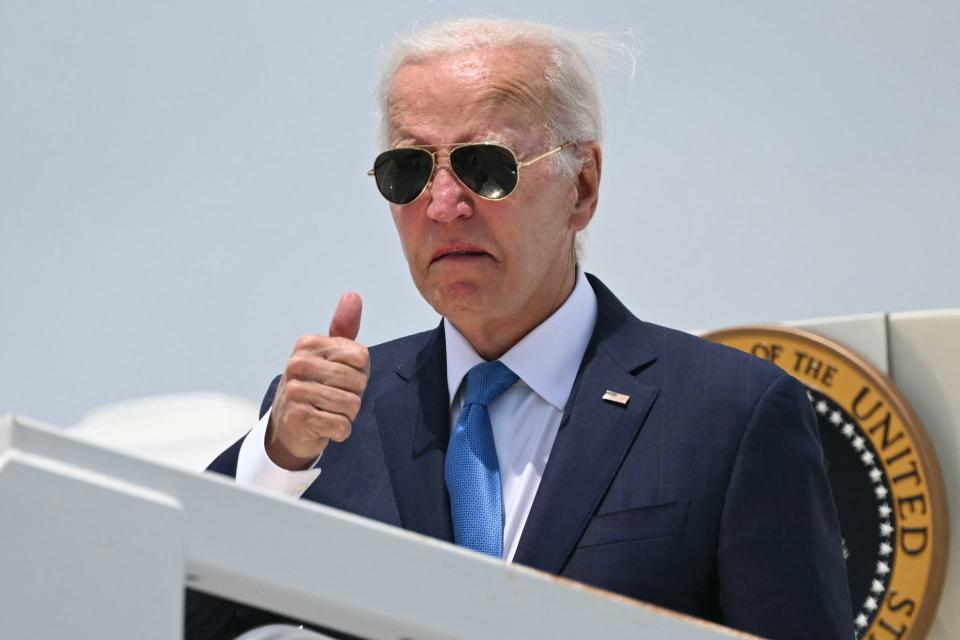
188, 18, 854, 640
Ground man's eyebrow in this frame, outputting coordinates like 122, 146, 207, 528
386, 122, 423, 144
387, 130, 421, 146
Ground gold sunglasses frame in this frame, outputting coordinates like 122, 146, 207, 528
367, 141, 576, 204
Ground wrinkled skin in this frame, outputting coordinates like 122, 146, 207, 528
386, 46, 601, 358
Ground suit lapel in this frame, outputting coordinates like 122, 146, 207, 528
374, 326, 455, 543
362, 275, 658, 567
513, 275, 660, 574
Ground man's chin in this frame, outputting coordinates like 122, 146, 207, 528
425, 281, 493, 319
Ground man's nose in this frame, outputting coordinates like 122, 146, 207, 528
424, 165, 473, 222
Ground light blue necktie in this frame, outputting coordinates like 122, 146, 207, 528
445, 360, 518, 558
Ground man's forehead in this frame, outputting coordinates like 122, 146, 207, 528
443, 45, 548, 77
386, 46, 550, 142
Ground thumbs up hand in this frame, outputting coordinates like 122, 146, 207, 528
266, 292, 370, 470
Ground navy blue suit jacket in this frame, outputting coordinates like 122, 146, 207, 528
189, 275, 853, 639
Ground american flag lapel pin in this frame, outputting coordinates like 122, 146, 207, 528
602, 390, 630, 407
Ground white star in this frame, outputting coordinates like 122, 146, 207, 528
880, 542, 893, 556
871, 579, 885, 594
878, 504, 892, 518
877, 561, 891, 575
842, 423, 856, 437
880, 522, 894, 536
861, 451, 875, 465
875, 486, 889, 499
865, 597, 878, 611
816, 400, 829, 414
869, 468, 883, 483
852, 436, 866, 451
830, 411, 843, 425
807, 391, 815, 402
855, 613, 869, 628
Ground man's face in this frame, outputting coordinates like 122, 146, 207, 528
385, 46, 596, 350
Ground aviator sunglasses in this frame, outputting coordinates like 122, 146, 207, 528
368, 141, 575, 205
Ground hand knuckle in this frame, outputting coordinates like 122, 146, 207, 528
353, 371, 369, 394
294, 334, 316, 351
284, 378, 305, 400
285, 356, 309, 378
352, 350, 369, 370
327, 416, 351, 442
347, 394, 362, 418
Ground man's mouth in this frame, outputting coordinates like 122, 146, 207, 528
431, 245, 493, 263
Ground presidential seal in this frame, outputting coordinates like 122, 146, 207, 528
703, 326, 948, 640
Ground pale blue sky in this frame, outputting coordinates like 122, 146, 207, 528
2, 1, 958, 424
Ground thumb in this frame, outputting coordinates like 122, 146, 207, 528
328, 291, 363, 340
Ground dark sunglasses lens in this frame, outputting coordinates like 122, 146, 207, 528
373, 149, 433, 204
450, 145, 518, 199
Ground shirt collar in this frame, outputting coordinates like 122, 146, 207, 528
444, 268, 598, 411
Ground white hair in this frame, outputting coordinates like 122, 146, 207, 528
377, 18, 608, 177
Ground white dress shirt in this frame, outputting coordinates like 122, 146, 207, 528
236, 268, 598, 561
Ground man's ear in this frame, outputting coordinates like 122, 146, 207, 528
569, 141, 602, 231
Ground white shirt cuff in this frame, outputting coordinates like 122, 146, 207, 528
235, 407, 322, 497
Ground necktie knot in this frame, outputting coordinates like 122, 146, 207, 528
464, 360, 518, 407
